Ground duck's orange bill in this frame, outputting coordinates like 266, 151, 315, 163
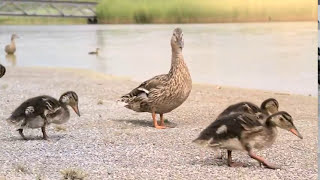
289, 128, 303, 139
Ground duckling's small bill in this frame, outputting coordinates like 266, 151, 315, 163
290, 128, 303, 139
72, 104, 80, 117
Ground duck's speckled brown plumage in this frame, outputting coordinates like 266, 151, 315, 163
120, 28, 192, 128
5, 34, 18, 55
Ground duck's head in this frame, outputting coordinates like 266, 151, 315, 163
59, 91, 80, 117
260, 98, 279, 115
0, 64, 5, 78
171, 28, 184, 52
11, 34, 19, 40
267, 111, 303, 139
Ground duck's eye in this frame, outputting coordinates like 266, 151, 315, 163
279, 118, 284, 121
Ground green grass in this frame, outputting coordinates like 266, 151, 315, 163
0, 16, 86, 25
96, 0, 317, 23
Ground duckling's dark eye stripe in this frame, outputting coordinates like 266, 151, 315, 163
71, 93, 78, 101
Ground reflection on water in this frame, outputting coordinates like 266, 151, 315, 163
0, 23, 317, 95
5, 54, 16, 66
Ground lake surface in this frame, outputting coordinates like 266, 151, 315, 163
0, 22, 317, 96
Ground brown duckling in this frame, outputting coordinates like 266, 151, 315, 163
5, 34, 19, 55
193, 111, 302, 169
7, 91, 80, 140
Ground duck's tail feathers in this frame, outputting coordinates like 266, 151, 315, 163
6, 116, 24, 128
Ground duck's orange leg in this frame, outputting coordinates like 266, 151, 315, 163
160, 114, 165, 126
152, 112, 166, 129
248, 150, 280, 169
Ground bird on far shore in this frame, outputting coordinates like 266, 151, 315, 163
5, 34, 19, 55
7, 91, 80, 140
0, 64, 6, 78
119, 28, 192, 129
193, 111, 303, 169
89, 48, 100, 55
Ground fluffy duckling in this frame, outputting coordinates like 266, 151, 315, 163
193, 111, 303, 169
7, 91, 80, 140
5, 34, 18, 55
89, 48, 100, 55
218, 98, 279, 118
0, 64, 5, 78
119, 28, 192, 129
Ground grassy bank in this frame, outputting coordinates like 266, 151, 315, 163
97, 0, 317, 23
0, 16, 87, 25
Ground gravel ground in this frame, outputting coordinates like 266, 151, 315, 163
0, 67, 317, 180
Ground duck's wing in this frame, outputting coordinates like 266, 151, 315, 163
194, 113, 264, 147
8, 96, 60, 123
121, 74, 168, 101
218, 102, 261, 118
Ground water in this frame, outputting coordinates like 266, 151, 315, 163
0, 22, 317, 96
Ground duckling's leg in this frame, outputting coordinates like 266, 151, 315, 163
17, 129, 27, 140
41, 126, 48, 140
227, 150, 245, 167
40, 115, 49, 140
152, 112, 165, 129
248, 150, 280, 169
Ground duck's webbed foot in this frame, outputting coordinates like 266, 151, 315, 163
152, 112, 166, 129
227, 150, 246, 167
17, 129, 27, 140
248, 150, 280, 169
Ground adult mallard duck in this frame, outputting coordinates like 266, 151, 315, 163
120, 28, 192, 129
193, 111, 303, 169
0, 64, 5, 78
218, 98, 279, 118
5, 34, 18, 55
89, 48, 100, 55
7, 91, 80, 140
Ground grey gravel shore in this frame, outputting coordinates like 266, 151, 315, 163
0, 67, 317, 180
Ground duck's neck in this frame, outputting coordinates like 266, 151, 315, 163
10, 39, 15, 47
58, 100, 68, 108
169, 47, 187, 75
265, 117, 277, 128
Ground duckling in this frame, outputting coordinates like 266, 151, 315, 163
216, 98, 279, 159
193, 111, 303, 169
88, 48, 100, 55
218, 98, 279, 119
0, 64, 5, 78
119, 28, 192, 129
5, 34, 18, 55
7, 91, 80, 140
